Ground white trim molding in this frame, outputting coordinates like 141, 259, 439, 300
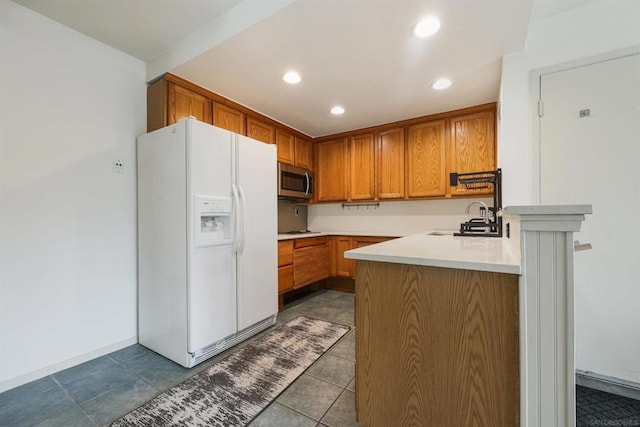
576, 370, 640, 402
503, 205, 592, 427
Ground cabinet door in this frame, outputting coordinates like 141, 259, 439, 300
334, 237, 354, 278
406, 120, 446, 198
294, 137, 314, 170
276, 130, 295, 164
168, 83, 212, 125
353, 236, 395, 247
328, 237, 337, 277
377, 128, 405, 199
448, 110, 496, 195
316, 139, 349, 202
278, 265, 293, 294
278, 240, 293, 267
247, 117, 275, 144
349, 134, 376, 200
351, 237, 395, 277
293, 244, 330, 288
214, 103, 245, 134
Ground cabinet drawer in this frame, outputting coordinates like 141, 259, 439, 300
278, 265, 293, 294
293, 244, 330, 288
278, 240, 294, 266
353, 236, 395, 247
294, 236, 328, 249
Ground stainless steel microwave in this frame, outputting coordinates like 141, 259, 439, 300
278, 162, 313, 199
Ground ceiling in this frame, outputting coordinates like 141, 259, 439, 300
12, 0, 596, 137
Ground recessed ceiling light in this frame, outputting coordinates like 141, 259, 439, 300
412, 16, 441, 38
282, 71, 301, 84
330, 106, 345, 115
431, 78, 452, 90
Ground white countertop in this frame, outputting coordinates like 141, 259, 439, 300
343, 231, 521, 275
277, 231, 406, 240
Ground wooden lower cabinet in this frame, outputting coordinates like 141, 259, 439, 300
277, 240, 294, 297
279, 235, 396, 301
293, 244, 329, 288
277, 265, 293, 294
332, 236, 355, 278
327, 236, 396, 292
355, 261, 519, 426
278, 237, 330, 306
330, 236, 395, 279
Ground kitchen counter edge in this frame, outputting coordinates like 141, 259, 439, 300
277, 231, 405, 241
343, 232, 521, 275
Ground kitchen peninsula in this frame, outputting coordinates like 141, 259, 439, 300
345, 205, 592, 427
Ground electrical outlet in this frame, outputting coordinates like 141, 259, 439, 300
113, 157, 125, 174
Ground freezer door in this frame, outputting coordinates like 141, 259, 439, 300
236, 135, 278, 330
188, 244, 236, 352
187, 119, 237, 352
137, 121, 189, 365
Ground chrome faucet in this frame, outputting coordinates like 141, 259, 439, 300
465, 200, 490, 223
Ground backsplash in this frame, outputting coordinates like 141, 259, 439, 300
278, 200, 308, 233
308, 198, 493, 235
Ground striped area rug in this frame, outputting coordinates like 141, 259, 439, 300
111, 316, 350, 427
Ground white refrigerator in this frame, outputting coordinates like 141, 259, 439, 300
137, 117, 277, 368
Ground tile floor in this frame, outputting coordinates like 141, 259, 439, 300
0, 289, 359, 427
2, 288, 637, 426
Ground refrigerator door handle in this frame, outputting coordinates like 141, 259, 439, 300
232, 185, 241, 253
238, 185, 247, 253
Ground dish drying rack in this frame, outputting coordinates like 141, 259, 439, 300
449, 169, 503, 237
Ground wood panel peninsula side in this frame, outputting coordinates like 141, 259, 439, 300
345, 205, 592, 427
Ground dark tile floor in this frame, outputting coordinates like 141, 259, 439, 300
577, 385, 640, 427
1, 289, 638, 427
0, 290, 357, 427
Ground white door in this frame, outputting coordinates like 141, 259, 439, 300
539, 53, 640, 382
235, 135, 278, 330
187, 120, 237, 352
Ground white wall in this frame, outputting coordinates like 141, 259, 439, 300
308, 198, 492, 235
0, 1, 146, 391
499, 0, 640, 384
499, 0, 640, 205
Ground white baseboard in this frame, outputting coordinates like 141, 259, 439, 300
0, 336, 138, 393
576, 370, 640, 401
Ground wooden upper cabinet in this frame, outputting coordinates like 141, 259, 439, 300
246, 117, 275, 144
294, 137, 314, 170
276, 130, 295, 164
448, 110, 496, 196
406, 120, 447, 198
349, 134, 376, 200
316, 138, 349, 202
377, 128, 405, 199
214, 103, 245, 134
167, 83, 212, 127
